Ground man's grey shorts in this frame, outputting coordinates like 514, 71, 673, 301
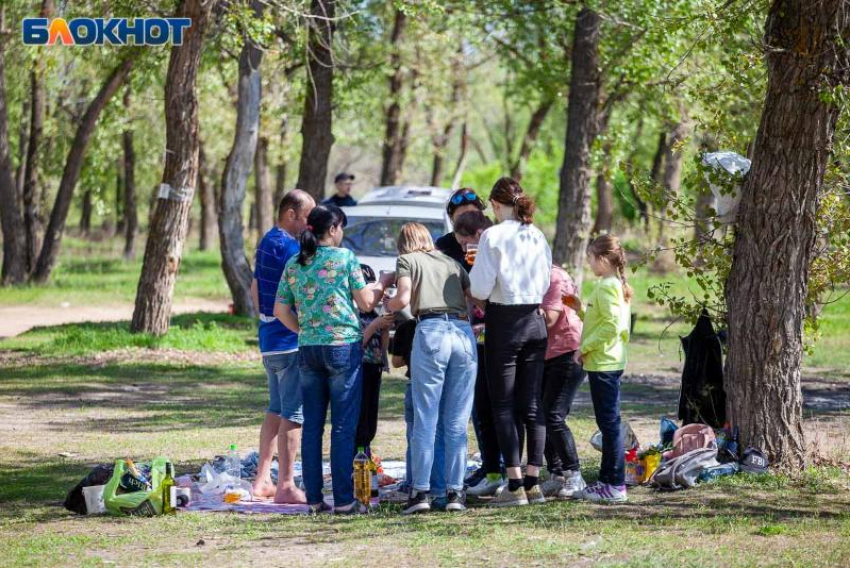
263, 351, 304, 424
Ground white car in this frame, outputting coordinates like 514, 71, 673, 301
341, 186, 453, 275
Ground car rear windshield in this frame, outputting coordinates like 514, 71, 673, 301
343, 217, 446, 257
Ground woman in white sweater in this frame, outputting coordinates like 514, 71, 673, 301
470, 177, 552, 507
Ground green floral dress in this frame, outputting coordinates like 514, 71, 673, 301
276, 246, 367, 346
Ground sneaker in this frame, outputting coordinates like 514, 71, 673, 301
334, 501, 369, 515
489, 485, 529, 508
402, 490, 431, 515
381, 484, 410, 504
445, 491, 466, 512
308, 501, 333, 514
556, 470, 587, 500
464, 468, 486, 488
573, 482, 627, 503
525, 484, 547, 504
540, 474, 566, 498
467, 476, 504, 497
431, 495, 447, 511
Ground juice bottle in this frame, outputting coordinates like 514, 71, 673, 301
353, 447, 371, 506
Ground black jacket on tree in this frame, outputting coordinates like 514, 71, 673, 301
679, 311, 726, 428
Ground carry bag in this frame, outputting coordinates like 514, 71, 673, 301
103, 457, 171, 516
650, 447, 719, 490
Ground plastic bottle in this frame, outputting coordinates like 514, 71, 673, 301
226, 444, 241, 480
353, 447, 371, 506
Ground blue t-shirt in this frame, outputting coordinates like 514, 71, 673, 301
254, 227, 300, 354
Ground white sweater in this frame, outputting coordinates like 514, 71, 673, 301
470, 219, 552, 305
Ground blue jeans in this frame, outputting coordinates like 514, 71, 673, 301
299, 342, 363, 506
410, 318, 477, 495
404, 383, 414, 486
588, 370, 625, 486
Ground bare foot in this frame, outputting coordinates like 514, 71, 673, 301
274, 483, 307, 504
252, 479, 277, 499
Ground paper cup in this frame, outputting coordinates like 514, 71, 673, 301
82, 484, 106, 514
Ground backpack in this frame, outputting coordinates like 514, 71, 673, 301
663, 423, 716, 460
650, 447, 719, 490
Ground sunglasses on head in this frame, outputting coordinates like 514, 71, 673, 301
450, 190, 478, 205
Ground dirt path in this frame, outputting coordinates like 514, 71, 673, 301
0, 298, 229, 339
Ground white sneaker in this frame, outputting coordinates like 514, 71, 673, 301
573, 482, 627, 503
556, 470, 587, 500
540, 474, 566, 498
467, 476, 504, 497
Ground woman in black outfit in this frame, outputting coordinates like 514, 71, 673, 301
469, 178, 552, 507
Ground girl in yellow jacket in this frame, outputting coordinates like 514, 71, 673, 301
564, 234, 632, 503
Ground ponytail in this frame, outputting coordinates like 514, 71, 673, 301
490, 177, 536, 225
514, 194, 535, 225
297, 205, 347, 266
588, 233, 634, 303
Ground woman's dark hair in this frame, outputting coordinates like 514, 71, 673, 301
297, 205, 347, 266
489, 177, 536, 224
446, 187, 486, 218
453, 210, 493, 237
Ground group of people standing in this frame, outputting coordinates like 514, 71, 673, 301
249, 177, 633, 515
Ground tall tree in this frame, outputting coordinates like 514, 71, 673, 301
725, 0, 850, 469
33, 52, 136, 283
592, 106, 615, 234
198, 140, 216, 251
122, 88, 137, 259
79, 190, 93, 235
131, 0, 216, 334
23, 0, 52, 273
274, 116, 289, 205
295, 0, 336, 200
218, 0, 264, 318
380, 7, 408, 186
0, 5, 27, 285
509, 99, 553, 181
552, 7, 601, 290
254, 135, 273, 237
658, 115, 689, 242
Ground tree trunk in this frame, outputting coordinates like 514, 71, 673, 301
509, 99, 553, 181
115, 158, 125, 235
0, 5, 27, 285
218, 0, 263, 318
122, 88, 137, 259
274, 117, 288, 206
296, 0, 336, 200
32, 53, 136, 283
130, 0, 215, 334
450, 121, 469, 189
21, 0, 52, 273
380, 8, 407, 186
592, 139, 615, 235
552, 8, 602, 291
79, 190, 93, 235
254, 135, 273, 237
198, 140, 216, 251
625, 118, 649, 228
592, 107, 615, 235
725, 0, 850, 470
658, 117, 688, 242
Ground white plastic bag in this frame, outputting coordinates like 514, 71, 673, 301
590, 421, 639, 453
197, 463, 253, 500
701, 151, 751, 224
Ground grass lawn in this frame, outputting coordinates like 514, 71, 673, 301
1, 242, 850, 566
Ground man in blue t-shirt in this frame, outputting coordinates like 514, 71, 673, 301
250, 189, 315, 503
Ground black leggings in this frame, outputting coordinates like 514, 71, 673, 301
485, 303, 548, 469
472, 343, 502, 475
355, 362, 383, 451
542, 351, 585, 474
